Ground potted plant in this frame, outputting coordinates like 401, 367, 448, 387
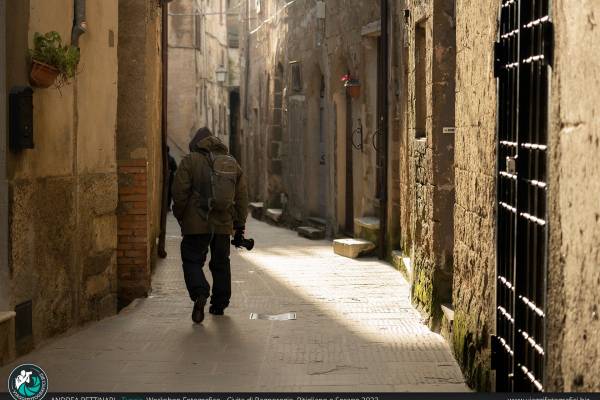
29, 31, 80, 89
342, 73, 361, 98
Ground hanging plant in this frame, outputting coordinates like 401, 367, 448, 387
29, 31, 80, 89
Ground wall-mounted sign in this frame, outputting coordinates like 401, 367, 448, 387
443, 127, 456, 134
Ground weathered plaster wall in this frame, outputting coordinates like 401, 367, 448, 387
168, 0, 196, 153
168, 0, 232, 156
546, 0, 600, 392
452, 0, 496, 390
324, 0, 381, 230
240, 0, 380, 232
239, 0, 286, 204
5, 0, 119, 346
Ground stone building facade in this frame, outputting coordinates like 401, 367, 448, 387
397, 0, 600, 392
168, 0, 238, 159
240, 0, 600, 393
239, 0, 382, 235
0, 0, 164, 363
116, 0, 164, 308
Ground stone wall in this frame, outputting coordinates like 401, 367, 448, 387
5, 0, 119, 349
403, 0, 455, 331
239, 0, 381, 231
546, 0, 600, 392
452, 0, 497, 390
117, 0, 163, 308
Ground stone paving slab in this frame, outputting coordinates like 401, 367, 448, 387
0, 215, 467, 393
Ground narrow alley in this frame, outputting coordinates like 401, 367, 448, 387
0, 215, 466, 392
2, 0, 600, 396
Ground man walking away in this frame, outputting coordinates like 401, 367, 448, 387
171, 127, 249, 324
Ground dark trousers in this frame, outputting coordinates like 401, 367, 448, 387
181, 234, 231, 308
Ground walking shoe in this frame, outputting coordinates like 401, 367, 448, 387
209, 305, 224, 316
192, 297, 207, 323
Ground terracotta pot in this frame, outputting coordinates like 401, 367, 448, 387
30, 60, 59, 88
345, 82, 361, 98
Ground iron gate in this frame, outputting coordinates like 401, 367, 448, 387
492, 0, 552, 392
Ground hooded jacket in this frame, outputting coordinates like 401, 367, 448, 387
171, 135, 248, 235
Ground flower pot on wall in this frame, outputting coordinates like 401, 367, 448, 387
30, 60, 59, 88
344, 81, 361, 98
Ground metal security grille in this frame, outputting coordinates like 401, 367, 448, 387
492, 0, 552, 392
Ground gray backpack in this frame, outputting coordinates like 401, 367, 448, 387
205, 152, 239, 213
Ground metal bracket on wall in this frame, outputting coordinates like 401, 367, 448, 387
352, 119, 364, 151
372, 128, 383, 152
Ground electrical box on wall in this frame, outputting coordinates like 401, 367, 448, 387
9, 86, 34, 152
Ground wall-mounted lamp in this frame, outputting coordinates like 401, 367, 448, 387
216, 65, 228, 84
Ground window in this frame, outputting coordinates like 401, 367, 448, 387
290, 61, 302, 93
220, 0, 224, 24
228, 24, 240, 48
195, 15, 202, 51
414, 21, 426, 139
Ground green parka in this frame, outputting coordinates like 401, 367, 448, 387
172, 136, 248, 235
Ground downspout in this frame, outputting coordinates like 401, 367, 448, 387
0, 0, 10, 311
158, 0, 170, 258
71, 0, 87, 46
378, 0, 389, 260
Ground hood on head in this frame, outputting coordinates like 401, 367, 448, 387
188, 127, 228, 154
191, 135, 229, 154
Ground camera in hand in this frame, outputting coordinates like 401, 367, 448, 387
231, 233, 255, 251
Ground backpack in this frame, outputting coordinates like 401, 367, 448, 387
204, 152, 239, 214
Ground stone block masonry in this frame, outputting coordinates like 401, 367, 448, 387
117, 160, 151, 308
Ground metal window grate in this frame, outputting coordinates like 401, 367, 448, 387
492, 0, 552, 392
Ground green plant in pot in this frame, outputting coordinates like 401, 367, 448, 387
29, 31, 80, 89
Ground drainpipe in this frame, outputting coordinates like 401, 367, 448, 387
71, 0, 87, 46
378, 0, 389, 260
0, 0, 9, 310
158, 0, 170, 258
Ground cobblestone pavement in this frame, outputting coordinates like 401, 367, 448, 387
1, 216, 467, 392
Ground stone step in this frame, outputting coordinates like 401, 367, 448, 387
392, 251, 413, 282
354, 217, 380, 246
249, 202, 264, 220
0, 311, 16, 365
333, 238, 376, 259
297, 226, 326, 240
306, 217, 327, 229
266, 208, 283, 223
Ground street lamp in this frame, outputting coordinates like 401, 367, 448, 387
215, 65, 228, 84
